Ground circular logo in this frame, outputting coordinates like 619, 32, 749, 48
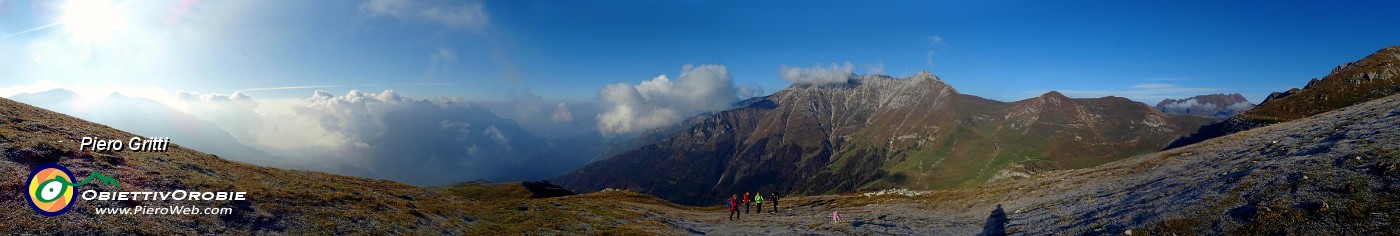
26, 163, 75, 217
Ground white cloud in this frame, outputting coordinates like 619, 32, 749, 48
926, 35, 946, 67
1161, 98, 1219, 111
475, 92, 600, 139
0, 80, 179, 107
551, 102, 574, 123
1131, 83, 1177, 90
180, 90, 416, 168
420, 3, 489, 29
737, 84, 766, 99
432, 47, 458, 62
1226, 101, 1254, 110
361, 0, 412, 17
512, 90, 546, 121
1050, 83, 1223, 103
425, 47, 458, 79
483, 125, 509, 148
866, 62, 886, 75
1161, 98, 1197, 109
176, 89, 582, 185
597, 64, 738, 135
0, 80, 64, 98
780, 62, 854, 85
178, 90, 261, 140
361, 0, 489, 29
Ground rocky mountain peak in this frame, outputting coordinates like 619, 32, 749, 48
1227, 93, 1246, 100
781, 71, 956, 103
1154, 93, 1255, 118
555, 73, 1213, 205
1039, 91, 1069, 100
911, 70, 941, 82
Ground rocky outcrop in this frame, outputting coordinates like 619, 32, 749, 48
522, 181, 576, 198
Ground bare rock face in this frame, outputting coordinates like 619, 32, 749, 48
1155, 93, 1255, 118
555, 71, 1211, 205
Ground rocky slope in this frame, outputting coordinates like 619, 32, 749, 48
554, 71, 1213, 205
1169, 45, 1400, 149
667, 92, 1400, 235
1155, 93, 1255, 118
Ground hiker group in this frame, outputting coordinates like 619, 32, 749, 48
728, 191, 779, 221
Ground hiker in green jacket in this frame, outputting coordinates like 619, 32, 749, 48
755, 192, 765, 214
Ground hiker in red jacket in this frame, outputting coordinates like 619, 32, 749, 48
743, 192, 751, 214
728, 194, 740, 221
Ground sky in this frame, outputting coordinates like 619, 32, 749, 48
2, 0, 1399, 104
2, 0, 1400, 183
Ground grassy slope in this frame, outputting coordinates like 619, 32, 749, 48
871, 94, 1212, 190
0, 97, 693, 235
1243, 45, 1400, 122
665, 93, 1400, 235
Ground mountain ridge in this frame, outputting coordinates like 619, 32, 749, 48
1155, 93, 1254, 118
554, 72, 1213, 205
1168, 44, 1400, 149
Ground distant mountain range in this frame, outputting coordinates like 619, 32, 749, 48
1155, 93, 1254, 118
353, 100, 599, 185
554, 71, 1214, 205
5, 89, 608, 185
1168, 45, 1400, 149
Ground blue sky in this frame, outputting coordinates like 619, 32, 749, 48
3, 0, 1400, 104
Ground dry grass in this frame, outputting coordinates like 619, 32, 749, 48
0, 98, 691, 235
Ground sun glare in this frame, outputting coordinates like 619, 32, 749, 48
61, 0, 129, 43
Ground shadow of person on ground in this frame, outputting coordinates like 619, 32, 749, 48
980, 204, 1007, 236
